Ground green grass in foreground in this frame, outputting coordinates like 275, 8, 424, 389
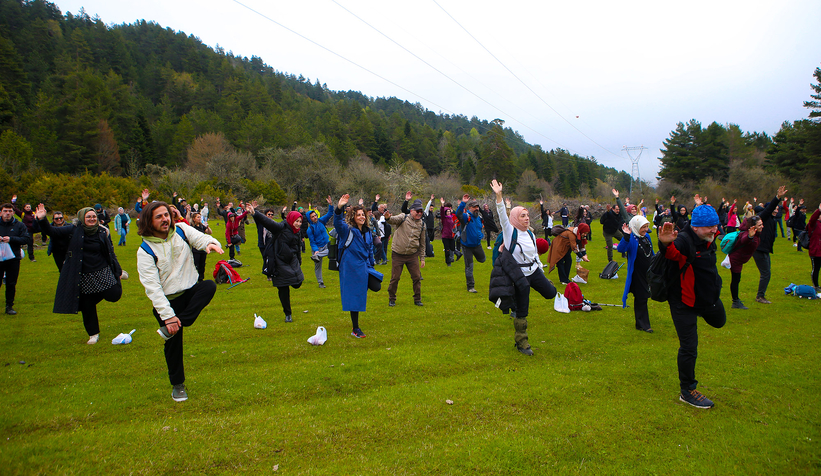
0, 222, 819, 474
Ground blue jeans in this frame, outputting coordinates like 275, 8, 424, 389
118, 232, 127, 246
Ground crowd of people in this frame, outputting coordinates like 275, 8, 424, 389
3, 184, 819, 407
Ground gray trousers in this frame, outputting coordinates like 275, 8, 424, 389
463, 245, 486, 289
602, 229, 624, 262
752, 250, 771, 298
314, 245, 329, 285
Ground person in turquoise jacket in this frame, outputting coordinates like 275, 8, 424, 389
114, 207, 130, 246
616, 215, 654, 333
456, 194, 485, 293
305, 196, 334, 288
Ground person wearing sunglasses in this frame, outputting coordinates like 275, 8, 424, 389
47, 211, 70, 272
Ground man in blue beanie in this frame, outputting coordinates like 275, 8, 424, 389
657, 195, 725, 409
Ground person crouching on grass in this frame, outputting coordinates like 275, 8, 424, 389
137, 202, 222, 402
657, 195, 725, 409
488, 180, 556, 356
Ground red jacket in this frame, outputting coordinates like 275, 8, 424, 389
225, 210, 248, 242
808, 209, 821, 258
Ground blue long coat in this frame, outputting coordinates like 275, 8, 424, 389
334, 210, 375, 312
616, 231, 654, 308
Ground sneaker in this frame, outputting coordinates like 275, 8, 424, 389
731, 300, 748, 310
516, 344, 534, 356
285, 315, 293, 323
571, 275, 587, 284
487, 246, 492, 250
455, 251, 463, 261
755, 296, 771, 304
318, 283, 326, 288
157, 326, 173, 341
311, 255, 320, 263
351, 328, 366, 338
467, 288, 477, 293
414, 301, 424, 307
87, 334, 99, 345
171, 383, 188, 402
679, 389, 714, 409
5, 306, 16, 315
793, 243, 798, 247
389, 301, 396, 307
29, 259, 36, 262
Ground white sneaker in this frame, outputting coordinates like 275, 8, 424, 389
487, 246, 492, 250
793, 243, 798, 247
87, 334, 99, 345
157, 327, 173, 341
572, 275, 587, 284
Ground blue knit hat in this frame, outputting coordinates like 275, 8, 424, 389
690, 205, 719, 227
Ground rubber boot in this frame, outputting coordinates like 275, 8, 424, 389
513, 317, 533, 356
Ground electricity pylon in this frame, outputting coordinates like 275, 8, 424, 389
622, 146, 647, 196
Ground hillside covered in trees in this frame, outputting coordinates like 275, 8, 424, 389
0, 0, 641, 211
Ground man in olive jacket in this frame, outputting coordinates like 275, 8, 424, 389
385, 199, 426, 307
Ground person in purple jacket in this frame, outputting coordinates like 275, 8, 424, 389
728, 216, 763, 310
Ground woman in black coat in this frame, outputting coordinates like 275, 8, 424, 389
36, 204, 122, 344
246, 201, 304, 323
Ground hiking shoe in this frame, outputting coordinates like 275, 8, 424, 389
467, 288, 477, 293
5, 306, 16, 315
171, 383, 188, 402
351, 328, 366, 338
157, 326, 173, 341
732, 300, 748, 310
679, 389, 714, 409
389, 301, 396, 307
318, 283, 326, 288
516, 344, 534, 356
285, 315, 293, 323
415, 301, 424, 307
455, 251, 462, 261
755, 297, 771, 304
644, 328, 654, 333
87, 334, 99, 345
311, 254, 320, 263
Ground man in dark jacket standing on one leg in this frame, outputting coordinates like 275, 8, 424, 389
0, 203, 31, 314
751, 186, 788, 304
657, 196, 725, 409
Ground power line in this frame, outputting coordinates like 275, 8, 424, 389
431, 0, 624, 160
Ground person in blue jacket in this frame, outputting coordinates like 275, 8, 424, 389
616, 214, 654, 333
306, 196, 334, 288
456, 195, 485, 293
334, 194, 381, 338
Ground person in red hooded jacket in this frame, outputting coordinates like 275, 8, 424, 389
807, 202, 821, 292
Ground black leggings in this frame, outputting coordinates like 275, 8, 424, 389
351, 311, 359, 329
812, 256, 821, 288
513, 268, 557, 318
79, 283, 123, 336
731, 271, 742, 301
277, 283, 302, 316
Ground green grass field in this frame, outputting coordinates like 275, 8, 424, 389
1, 221, 818, 474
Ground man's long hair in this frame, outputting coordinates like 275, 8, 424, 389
138, 201, 173, 236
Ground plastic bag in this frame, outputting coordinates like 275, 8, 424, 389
0, 242, 15, 261
112, 329, 135, 345
553, 293, 570, 313
308, 326, 328, 345
720, 254, 731, 270
254, 313, 267, 329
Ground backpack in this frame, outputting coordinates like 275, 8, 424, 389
599, 260, 622, 279
784, 283, 819, 299
720, 230, 741, 254
647, 233, 694, 303
797, 230, 810, 250
213, 259, 243, 284
329, 228, 357, 271
564, 282, 584, 310
139, 225, 189, 265
551, 225, 566, 237
227, 258, 242, 268
492, 229, 536, 266
786, 215, 795, 228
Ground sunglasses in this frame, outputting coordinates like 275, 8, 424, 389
54, 217, 64, 220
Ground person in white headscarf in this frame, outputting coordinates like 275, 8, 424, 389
617, 215, 655, 333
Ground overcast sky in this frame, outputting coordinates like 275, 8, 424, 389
57, 0, 821, 183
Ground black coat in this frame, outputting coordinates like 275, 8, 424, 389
40, 219, 122, 314
254, 211, 303, 287
0, 217, 30, 259
488, 249, 529, 315
756, 196, 780, 254
599, 211, 622, 234
481, 209, 498, 233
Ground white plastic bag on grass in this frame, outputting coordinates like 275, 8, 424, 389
554, 293, 570, 313
254, 314, 267, 329
112, 329, 135, 345
721, 254, 731, 270
308, 326, 328, 345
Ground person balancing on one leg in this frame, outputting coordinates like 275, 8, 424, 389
657, 195, 725, 409
136, 201, 223, 402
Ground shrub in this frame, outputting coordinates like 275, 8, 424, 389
23, 172, 141, 214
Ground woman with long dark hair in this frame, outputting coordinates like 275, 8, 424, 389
439, 198, 457, 266
728, 215, 763, 310
246, 201, 303, 323
36, 204, 123, 344
333, 194, 381, 338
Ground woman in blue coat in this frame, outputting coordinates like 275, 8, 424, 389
616, 215, 654, 333
334, 194, 381, 338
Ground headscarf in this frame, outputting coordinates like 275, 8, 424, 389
509, 206, 528, 231
629, 215, 650, 236
576, 223, 590, 246
286, 211, 302, 234
77, 207, 98, 236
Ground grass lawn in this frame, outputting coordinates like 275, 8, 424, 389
1, 221, 819, 474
